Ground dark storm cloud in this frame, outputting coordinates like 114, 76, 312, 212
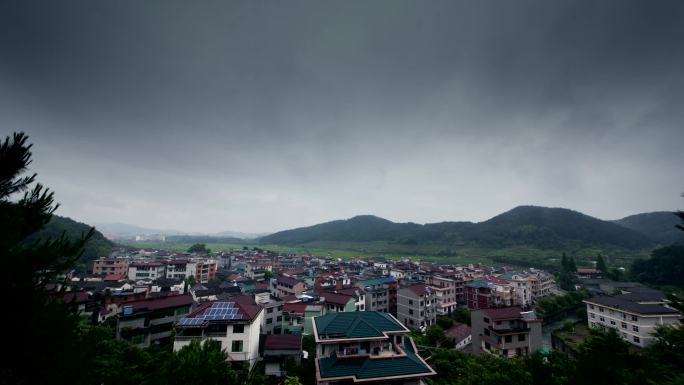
1, 0, 683, 233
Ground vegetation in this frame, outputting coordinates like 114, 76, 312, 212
534, 290, 591, 317
557, 253, 577, 291
260, 206, 658, 251
24, 215, 113, 271
187, 243, 211, 254
613, 211, 684, 245
631, 245, 684, 288
428, 326, 684, 385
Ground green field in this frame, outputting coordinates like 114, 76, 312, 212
119, 239, 650, 270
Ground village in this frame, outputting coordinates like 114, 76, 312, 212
56, 247, 681, 385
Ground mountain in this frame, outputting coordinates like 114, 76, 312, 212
613, 211, 684, 245
259, 206, 656, 251
96, 222, 266, 240
215, 230, 269, 239
26, 216, 114, 270
95, 223, 185, 239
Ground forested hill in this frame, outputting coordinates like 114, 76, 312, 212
24, 215, 113, 270
260, 206, 657, 250
613, 211, 684, 246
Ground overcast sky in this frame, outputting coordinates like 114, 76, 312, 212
1, 0, 683, 234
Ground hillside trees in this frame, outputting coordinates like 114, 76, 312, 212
0, 132, 93, 384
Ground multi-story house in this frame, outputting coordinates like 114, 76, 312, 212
465, 279, 517, 310
498, 272, 533, 309
165, 259, 196, 280
397, 284, 436, 330
116, 294, 193, 347
313, 312, 435, 385
255, 290, 283, 335
427, 275, 458, 315
276, 275, 306, 298
471, 307, 543, 358
527, 269, 556, 301
194, 259, 217, 283
92, 257, 129, 277
584, 292, 681, 348
358, 277, 397, 314
173, 296, 263, 371
128, 261, 166, 281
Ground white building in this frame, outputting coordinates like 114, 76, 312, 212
584, 292, 681, 348
127, 261, 166, 281
173, 296, 264, 371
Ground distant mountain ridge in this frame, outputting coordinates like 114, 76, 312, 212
612, 211, 684, 245
260, 206, 674, 251
26, 216, 114, 270
96, 222, 267, 240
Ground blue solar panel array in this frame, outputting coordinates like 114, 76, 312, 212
176, 301, 243, 326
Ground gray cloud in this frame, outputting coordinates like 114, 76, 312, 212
1, 0, 683, 233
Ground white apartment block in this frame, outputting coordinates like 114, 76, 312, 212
584, 293, 681, 348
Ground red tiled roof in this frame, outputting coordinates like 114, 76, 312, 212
406, 284, 430, 296
480, 306, 523, 321
277, 275, 302, 286
577, 268, 600, 273
104, 274, 123, 281
128, 294, 193, 311
444, 322, 471, 342
283, 302, 308, 314
264, 334, 302, 350
321, 292, 353, 305
63, 291, 89, 304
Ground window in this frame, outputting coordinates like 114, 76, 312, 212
266, 318, 273, 324
484, 328, 490, 336
505, 335, 512, 343
633, 325, 639, 332
599, 307, 604, 313
590, 313, 595, 319
483, 317, 490, 323
276, 316, 282, 322
408, 300, 413, 305
231, 340, 243, 352
589, 304, 595, 309
267, 308, 274, 314
631, 315, 638, 321
409, 309, 414, 315
420, 301, 424, 306
633, 336, 640, 343
233, 324, 244, 333
518, 334, 526, 341
621, 322, 627, 329
610, 320, 616, 325
599, 317, 605, 322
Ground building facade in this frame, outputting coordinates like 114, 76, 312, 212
397, 284, 436, 330
313, 312, 435, 385
471, 307, 543, 358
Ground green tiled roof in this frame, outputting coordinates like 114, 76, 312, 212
315, 312, 405, 338
499, 272, 521, 279
318, 339, 433, 379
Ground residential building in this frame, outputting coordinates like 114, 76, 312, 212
584, 291, 681, 348
444, 322, 472, 350
92, 257, 129, 277
471, 307, 543, 358
116, 294, 193, 347
465, 279, 517, 310
427, 275, 458, 315
194, 259, 217, 283
173, 296, 264, 370
263, 334, 303, 377
128, 261, 166, 281
255, 290, 283, 335
358, 277, 397, 314
397, 284, 436, 330
276, 275, 306, 298
313, 312, 435, 385
165, 260, 196, 280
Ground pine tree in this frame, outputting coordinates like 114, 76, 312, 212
596, 254, 608, 273
0, 132, 93, 385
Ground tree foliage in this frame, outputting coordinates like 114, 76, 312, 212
188, 243, 211, 254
